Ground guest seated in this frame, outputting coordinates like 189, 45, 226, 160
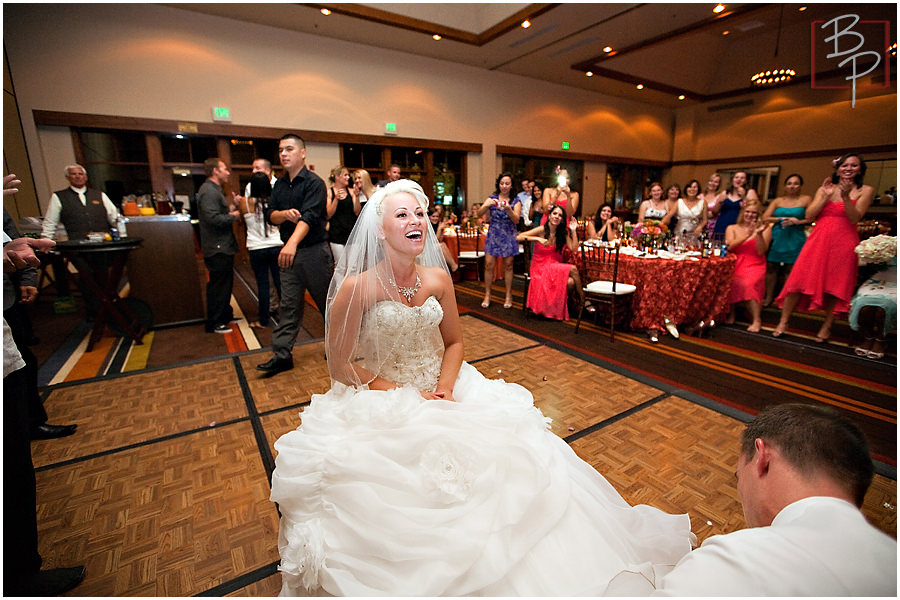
849, 255, 896, 360
761, 174, 812, 306
428, 205, 457, 273
586, 203, 620, 242
655, 403, 896, 596
725, 200, 772, 332
517, 204, 582, 320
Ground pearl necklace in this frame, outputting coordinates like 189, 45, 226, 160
390, 273, 421, 303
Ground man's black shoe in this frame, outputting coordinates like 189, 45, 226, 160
31, 423, 78, 440
7, 565, 86, 596
256, 357, 294, 376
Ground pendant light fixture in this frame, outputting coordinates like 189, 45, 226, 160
750, 5, 796, 86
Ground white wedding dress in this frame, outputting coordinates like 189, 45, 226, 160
270, 296, 694, 596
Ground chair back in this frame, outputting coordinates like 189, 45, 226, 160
580, 243, 621, 290
457, 225, 482, 256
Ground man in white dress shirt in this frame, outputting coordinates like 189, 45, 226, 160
243, 158, 278, 197
41, 164, 120, 319
655, 403, 896, 596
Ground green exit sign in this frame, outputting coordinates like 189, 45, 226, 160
385, 122, 398, 135
561, 141, 570, 150
212, 106, 231, 122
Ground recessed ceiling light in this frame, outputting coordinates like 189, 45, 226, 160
678, 94, 685, 100
798, 6, 807, 11
636, 84, 644, 90
585, 71, 594, 77
603, 46, 613, 53
432, 34, 442, 41
722, 30, 730, 36
713, 4, 725, 14
521, 20, 531, 29
320, 8, 331, 16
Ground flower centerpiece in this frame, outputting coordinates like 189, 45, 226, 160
631, 219, 669, 249
855, 234, 897, 267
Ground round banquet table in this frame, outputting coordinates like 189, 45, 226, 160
582, 251, 736, 332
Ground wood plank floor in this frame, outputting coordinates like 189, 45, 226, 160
32, 315, 897, 596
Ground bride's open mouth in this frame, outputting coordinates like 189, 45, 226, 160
405, 230, 423, 241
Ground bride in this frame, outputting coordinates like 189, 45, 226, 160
270, 180, 694, 596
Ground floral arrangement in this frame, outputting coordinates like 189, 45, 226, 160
631, 219, 669, 246
855, 234, 896, 266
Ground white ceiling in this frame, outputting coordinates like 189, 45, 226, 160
170, 3, 897, 109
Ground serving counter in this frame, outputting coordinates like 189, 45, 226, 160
123, 215, 204, 325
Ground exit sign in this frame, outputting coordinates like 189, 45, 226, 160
561, 141, 570, 150
212, 106, 231, 122
385, 122, 398, 135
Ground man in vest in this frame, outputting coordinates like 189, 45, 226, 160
41, 164, 120, 320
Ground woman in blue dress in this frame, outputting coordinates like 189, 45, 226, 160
761, 173, 811, 306
476, 172, 521, 309
712, 170, 759, 240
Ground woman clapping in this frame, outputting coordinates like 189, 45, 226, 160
725, 200, 772, 332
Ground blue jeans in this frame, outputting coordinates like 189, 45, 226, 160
249, 246, 283, 326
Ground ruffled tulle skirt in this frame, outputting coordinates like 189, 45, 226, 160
270, 363, 694, 596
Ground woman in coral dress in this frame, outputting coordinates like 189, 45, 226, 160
725, 200, 772, 332
774, 154, 875, 341
269, 181, 694, 596
518, 204, 582, 320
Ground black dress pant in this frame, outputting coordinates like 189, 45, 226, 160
204, 252, 235, 331
3, 303, 47, 432
3, 365, 43, 593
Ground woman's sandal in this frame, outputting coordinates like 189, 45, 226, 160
503, 298, 513, 309
814, 329, 831, 344
855, 337, 874, 356
867, 339, 886, 360
481, 299, 490, 309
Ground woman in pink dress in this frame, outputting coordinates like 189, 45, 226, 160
774, 154, 875, 341
517, 204, 582, 320
725, 200, 772, 332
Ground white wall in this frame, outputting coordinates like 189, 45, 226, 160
5, 3, 675, 209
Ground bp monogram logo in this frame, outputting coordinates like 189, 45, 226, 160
811, 14, 891, 107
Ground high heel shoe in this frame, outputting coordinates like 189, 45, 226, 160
481, 299, 490, 309
867, 339, 886, 360
814, 328, 831, 344
855, 337, 874, 356
503, 297, 513, 309
664, 317, 679, 339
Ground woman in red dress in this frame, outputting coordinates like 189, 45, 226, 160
773, 154, 875, 341
725, 199, 772, 332
517, 204, 582, 320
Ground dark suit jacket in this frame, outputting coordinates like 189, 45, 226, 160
197, 180, 237, 257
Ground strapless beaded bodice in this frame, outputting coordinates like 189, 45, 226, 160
359, 296, 444, 391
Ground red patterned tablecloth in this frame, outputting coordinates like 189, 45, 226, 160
583, 252, 736, 331
445, 233, 506, 281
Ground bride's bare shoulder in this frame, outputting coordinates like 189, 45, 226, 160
419, 265, 451, 287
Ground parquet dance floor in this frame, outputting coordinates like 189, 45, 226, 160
31, 314, 897, 596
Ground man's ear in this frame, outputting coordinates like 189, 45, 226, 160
754, 438, 771, 477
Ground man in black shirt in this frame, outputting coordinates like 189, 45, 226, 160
257, 134, 332, 376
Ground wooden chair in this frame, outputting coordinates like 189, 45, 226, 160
519, 241, 533, 314
575, 243, 636, 341
456, 226, 485, 281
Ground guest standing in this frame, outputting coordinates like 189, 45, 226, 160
774, 154, 874, 341
529, 182, 543, 225
515, 177, 534, 228
701, 173, 725, 236
761, 174, 812, 306
587, 203, 620, 242
663, 180, 707, 240
638, 182, 668, 223
325, 165, 361, 266
517, 204, 582, 320
240, 172, 283, 329
353, 169, 376, 205
541, 169, 579, 222
198, 158, 240, 334
476, 172, 521, 309
242, 158, 278, 197
712, 170, 759, 239
725, 200, 772, 332
256, 134, 331, 377
376, 163, 402, 188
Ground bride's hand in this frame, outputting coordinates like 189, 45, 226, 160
421, 390, 455, 402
